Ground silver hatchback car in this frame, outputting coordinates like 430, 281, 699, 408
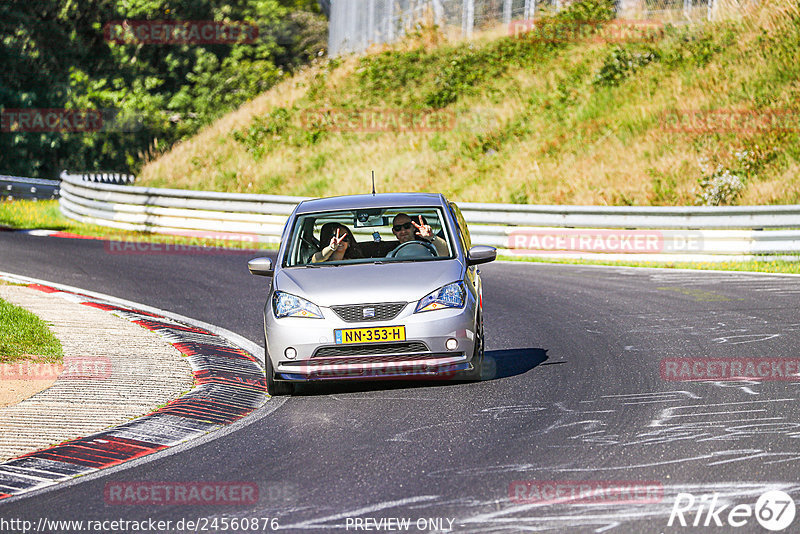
248, 193, 496, 395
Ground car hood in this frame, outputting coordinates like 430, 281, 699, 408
275, 260, 465, 307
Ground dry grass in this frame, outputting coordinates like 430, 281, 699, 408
744, 0, 799, 33
138, 61, 344, 189
136, 0, 800, 206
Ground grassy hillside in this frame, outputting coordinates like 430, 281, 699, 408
137, 0, 800, 206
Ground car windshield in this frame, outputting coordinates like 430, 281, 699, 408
284, 207, 454, 267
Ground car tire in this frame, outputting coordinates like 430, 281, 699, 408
461, 313, 484, 381
265, 347, 294, 396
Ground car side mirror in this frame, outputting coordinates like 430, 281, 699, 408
248, 257, 274, 277
467, 245, 496, 266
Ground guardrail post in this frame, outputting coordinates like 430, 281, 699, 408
503, 0, 513, 24
523, 0, 533, 20
462, 0, 474, 38
385, 0, 394, 41
367, 0, 376, 47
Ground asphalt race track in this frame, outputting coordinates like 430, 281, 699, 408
1, 230, 800, 533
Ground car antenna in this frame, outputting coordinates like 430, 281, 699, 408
371, 170, 376, 196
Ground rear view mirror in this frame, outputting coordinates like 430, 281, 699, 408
354, 209, 389, 228
467, 246, 496, 266
248, 257, 274, 276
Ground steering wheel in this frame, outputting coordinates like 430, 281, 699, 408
386, 240, 437, 258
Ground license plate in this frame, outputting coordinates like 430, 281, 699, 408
334, 326, 406, 344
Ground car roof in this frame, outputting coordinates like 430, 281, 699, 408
294, 193, 448, 215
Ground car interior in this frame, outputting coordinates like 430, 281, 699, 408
287, 208, 450, 266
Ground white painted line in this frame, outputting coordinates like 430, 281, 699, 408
495, 260, 800, 278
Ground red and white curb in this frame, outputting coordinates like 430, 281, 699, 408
0, 273, 267, 501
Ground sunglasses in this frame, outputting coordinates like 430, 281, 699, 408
392, 222, 413, 232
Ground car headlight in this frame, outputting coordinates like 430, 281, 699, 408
415, 281, 466, 313
272, 291, 324, 319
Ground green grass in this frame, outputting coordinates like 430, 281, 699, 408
498, 254, 800, 274
0, 200, 277, 250
0, 297, 64, 364
0, 199, 66, 230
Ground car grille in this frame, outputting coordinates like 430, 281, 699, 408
330, 302, 407, 322
313, 341, 429, 358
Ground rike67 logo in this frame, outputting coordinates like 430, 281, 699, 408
668, 490, 796, 531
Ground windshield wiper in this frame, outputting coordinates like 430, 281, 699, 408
372, 259, 415, 264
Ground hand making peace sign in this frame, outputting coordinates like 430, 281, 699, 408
412, 216, 434, 241
329, 228, 347, 251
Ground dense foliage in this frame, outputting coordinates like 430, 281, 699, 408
0, 0, 326, 178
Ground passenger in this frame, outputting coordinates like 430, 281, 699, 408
391, 213, 448, 256
311, 222, 363, 262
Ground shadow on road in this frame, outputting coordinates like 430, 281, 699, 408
484, 347, 548, 380
289, 347, 549, 396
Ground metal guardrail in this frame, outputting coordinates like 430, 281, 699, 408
1, 172, 134, 201
459, 203, 800, 229
1, 175, 60, 200
58, 171, 800, 261
59, 172, 297, 242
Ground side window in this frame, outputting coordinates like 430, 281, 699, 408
449, 202, 471, 251
285, 217, 317, 266
278, 216, 293, 258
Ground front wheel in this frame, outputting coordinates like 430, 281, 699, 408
265, 347, 294, 396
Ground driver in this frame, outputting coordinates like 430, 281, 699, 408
391, 213, 448, 256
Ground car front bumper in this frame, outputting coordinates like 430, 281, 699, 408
265, 301, 477, 381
